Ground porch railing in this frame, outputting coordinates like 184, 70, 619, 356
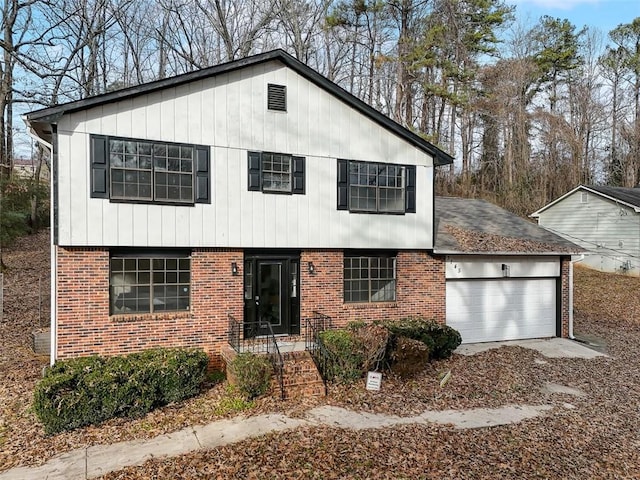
304, 311, 333, 381
227, 314, 284, 400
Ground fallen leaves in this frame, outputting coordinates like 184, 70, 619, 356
3, 233, 640, 478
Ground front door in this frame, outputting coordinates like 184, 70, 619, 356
244, 254, 300, 337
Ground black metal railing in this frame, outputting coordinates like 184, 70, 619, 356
304, 311, 333, 381
227, 314, 284, 400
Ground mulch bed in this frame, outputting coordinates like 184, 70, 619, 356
2, 236, 640, 478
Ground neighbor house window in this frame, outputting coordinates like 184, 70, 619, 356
344, 253, 397, 303
337, 159, 416, 213
247, 151, 305, 194
110, 252, 191, 314
90, 135, 210, 204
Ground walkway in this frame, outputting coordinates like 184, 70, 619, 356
0, 337, 603, 480
0, 403, 555, 480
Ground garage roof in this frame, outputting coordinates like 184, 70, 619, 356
434, 196, 583, 255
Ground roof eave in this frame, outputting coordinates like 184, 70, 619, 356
24, 49, 454, 166
433, 249, 582, 256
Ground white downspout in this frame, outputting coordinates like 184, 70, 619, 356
569, 254, 585, 340
25, 123, 56, 366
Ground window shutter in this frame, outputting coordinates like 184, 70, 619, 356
195, 146, 210, 204
405, 165, 416, 213
292, 156, 305, 194
248, 151, 261, 191
337, 159, 349, 210
90, 135, 109, 198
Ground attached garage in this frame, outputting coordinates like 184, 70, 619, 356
434, 196, 582, 344
444, 256, 561, 344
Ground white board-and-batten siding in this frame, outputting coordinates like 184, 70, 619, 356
55, 60, 435, 249
537, 190, 640, 274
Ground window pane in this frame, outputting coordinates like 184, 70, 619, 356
168, 145, 180, 158
180, 146, 193, 159
262, 154, 292, 192
153, 144, 167, 157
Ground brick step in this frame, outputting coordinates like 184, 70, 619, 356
277, 351, 326, 399
221, 344, 326, 400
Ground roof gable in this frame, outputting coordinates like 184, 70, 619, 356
531, 185, 640, 217
25, 49, 453, 166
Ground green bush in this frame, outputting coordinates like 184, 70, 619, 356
33, 348, 209, 435
227, 353, 273, 400
318, 329, 364, 383
380, 317, 461, 360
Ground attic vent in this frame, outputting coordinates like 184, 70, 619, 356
580, 192, 588, 204
267, 84, 287, 112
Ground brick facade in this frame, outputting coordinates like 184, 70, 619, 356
300, 250, 445, 327
55, 247, 568, 367
56, 247, 244, 369
560, 256, 570, 338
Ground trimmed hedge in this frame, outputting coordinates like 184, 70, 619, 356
227, 353, 273, 400
318, 329, 364, 383
33, 348, 209, 435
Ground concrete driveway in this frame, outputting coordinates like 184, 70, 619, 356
455, 337, 607, 359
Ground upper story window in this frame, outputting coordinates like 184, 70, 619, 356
110, 251, 191, 315
90, 135, 210, 205
337, 159, 416, 214
267, 84, 287, 111
248, 151, 305, 194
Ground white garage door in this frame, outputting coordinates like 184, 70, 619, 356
446, 278, 557, 344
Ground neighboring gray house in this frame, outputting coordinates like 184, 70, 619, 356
531, 185, 640, 276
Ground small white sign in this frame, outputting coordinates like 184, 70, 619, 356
366, 371, 382, 391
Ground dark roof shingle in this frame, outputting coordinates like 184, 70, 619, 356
434, 196, 582, 254
585, 185, 640, 209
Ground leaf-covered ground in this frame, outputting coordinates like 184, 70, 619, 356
2, 235, 640, 478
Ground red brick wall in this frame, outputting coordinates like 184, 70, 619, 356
300, 250, 445, 327
55, 247, 569, 365
561, 257, 570, 338
55, 247, 243, 369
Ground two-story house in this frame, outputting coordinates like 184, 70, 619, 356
24, 50, 578, 367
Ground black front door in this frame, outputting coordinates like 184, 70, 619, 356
244, 254, 300, 337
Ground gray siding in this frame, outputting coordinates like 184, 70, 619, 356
537, 190, 640, 274
56, 60, 435, 249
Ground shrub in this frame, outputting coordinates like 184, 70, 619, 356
380, 317, 461, 360
351, 324, 390, 372
388, 337, 430, 377
33, 348, 209, 435
227, 353, 273, 400
318, 329, 364, 383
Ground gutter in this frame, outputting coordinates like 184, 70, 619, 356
568, 254, 585, 340
25, 119, 57, 367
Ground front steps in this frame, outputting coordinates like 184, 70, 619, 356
278, 351, 326, 399
220, 344, 326, 399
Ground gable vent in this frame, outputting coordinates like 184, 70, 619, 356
267, 84, 287, 112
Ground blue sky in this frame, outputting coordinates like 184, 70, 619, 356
507, 0, 640, 35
